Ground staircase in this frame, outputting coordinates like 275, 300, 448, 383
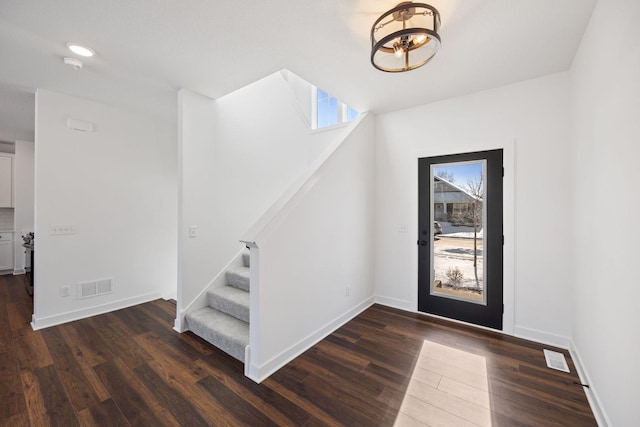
185, 252, 250, 362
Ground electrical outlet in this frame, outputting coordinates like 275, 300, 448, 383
189, 226, 198, 238
398, 224, 408, 233
60, 286, 71, 297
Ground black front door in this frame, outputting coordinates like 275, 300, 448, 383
418, 150, 503, 329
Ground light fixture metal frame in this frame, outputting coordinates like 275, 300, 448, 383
371, 2, 441, 73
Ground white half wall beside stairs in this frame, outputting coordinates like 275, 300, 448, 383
242, 112, 376, 382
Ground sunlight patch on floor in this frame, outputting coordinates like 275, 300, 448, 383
394, 340, 491, 427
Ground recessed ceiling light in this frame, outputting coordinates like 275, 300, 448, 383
66, 43, 95, 57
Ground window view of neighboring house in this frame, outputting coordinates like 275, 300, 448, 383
313, 87, 358, 129
433, 176, 482, 225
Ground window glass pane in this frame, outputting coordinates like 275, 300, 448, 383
431, 161, 486, 305
328, 97, 339, 126
314, 87, 357, 129
347, 106, 359, 121
317, 98, 329, 128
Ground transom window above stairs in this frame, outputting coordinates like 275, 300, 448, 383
312, 87, 358, 130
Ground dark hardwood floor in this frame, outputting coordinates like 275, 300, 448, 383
0, 274, 596, 426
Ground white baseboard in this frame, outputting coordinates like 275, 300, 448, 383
373, 300, 572, 350
13, 268, 26, 275
31, 292, 163, 330
246, 296, 375, 383
374, 295, 413, 311
514, 325, 571, 349
173, 317, 186, 333
570, 341, 611, 427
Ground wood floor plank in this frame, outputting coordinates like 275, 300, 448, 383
398, 394, 478, 427
136, 301, 174, 327
80, 316, 150, 369
133, 331, 207, 378
0, 296, 14, 353
149, 298, 176, 318
142, 359, 240, 426
39, 328, 101, 412
57, 326, 111, 402
19, 370, 49, 427
405, 378, 491, 427
12, 327, 53, 372
263, 373, 342, 427
75, 398, 129, 427
58, 321, 115, 367
0, 411, 30, 427
93, 358, 179, 427
0, 351, 26, 421
133, 363, 210, 427
33, 364, 79, 427
0, 275, 596, 426
6, 302, 32, 332
194, 357, 314, 426
197, 374, 281, 427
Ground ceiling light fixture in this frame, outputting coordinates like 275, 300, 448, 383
66, 43, 95, 57
371, 2, 441, 73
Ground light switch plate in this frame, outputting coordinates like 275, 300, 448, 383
50, 225, 76, 235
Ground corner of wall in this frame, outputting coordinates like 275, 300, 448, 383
570, 340, 612, 427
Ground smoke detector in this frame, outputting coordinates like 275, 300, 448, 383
63, 57, 83, 70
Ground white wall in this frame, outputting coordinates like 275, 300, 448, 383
14, 140, 34, 272
178, 73, 345, 322
33, 89, 177, 328
570, 0, 640, 425
375, 72, 573, 343
0, 142, 15, 153
245, 113, 376, 381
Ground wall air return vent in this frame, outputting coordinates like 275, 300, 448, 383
543, 349, 570, 373
78, 278, 113, 299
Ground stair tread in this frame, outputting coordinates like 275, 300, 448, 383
225, 266, 250, 291
186, 307, 249, 362
208, 285, 249, 322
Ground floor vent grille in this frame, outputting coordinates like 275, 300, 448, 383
78, 278, 113, 299
543, 349, 570, 373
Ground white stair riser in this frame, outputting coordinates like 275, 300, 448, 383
185, 307, 249, 362
208, 288, 249, 323
225, 268, 250, 291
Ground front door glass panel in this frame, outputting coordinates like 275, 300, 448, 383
431, 161, 486, 305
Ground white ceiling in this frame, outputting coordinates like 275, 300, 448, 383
0, 0, 597, 141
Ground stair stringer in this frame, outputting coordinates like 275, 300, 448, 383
174, 247, 245, 333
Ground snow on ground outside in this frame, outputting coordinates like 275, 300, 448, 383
434, 223, 484, 290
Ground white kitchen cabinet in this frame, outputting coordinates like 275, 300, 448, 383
0, 232, 13, 271
0, 156, 13, 207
